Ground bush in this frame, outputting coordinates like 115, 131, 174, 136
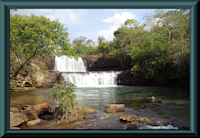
50, 81, 77, 122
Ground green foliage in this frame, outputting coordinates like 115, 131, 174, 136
10, 14, 71, 78
50, 81, 77, 119
72, 36, 97, 55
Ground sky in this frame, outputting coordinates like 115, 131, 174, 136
12, 9, 165, 45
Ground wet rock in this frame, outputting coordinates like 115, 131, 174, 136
120, 115, 137, 122
154, 99, 164, 104
10, 108, 19, 113
144, 103, 156, 108
21, 105, 38, 121
155, 119, 172, 126
104, 104, 125, 113
169, 117, 190, 130
146, 120, 160, 126
136, 117, 149, 123
127, 122, 143, 130
10, 113, 28, 127
26, 118, 41, 126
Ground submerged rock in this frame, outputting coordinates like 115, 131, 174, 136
104, 104, 125, 113
169, 117, 190, 130
144, 103, 156, 108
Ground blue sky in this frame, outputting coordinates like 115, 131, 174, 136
12, 9, 166, 45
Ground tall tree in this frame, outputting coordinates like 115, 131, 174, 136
10, 14, 71, 78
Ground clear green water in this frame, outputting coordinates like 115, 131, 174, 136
10, 86, 190, 129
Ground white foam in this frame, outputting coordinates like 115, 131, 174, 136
139, 125, 178, 129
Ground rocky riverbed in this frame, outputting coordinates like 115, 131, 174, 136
10, 100, 190, 130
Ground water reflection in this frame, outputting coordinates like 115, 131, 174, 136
10, 86, 190, 121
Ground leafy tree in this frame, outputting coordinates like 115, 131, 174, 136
72, 36, 96, 55
10, 14, 71, 78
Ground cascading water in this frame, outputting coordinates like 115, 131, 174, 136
54, 55, 86, 72
54, 55, 122, 87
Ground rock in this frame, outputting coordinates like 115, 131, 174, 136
120, 115, 137, 122
87, 108, 97, 114
21, 105, 38, 121
34, 103, 52, 117
10, 127, 21, 130
81, 54, 124, 71
149, 96, 155, 101
144, 103, 156, 108
10, 113, 28, 127
127, 122, 143, 130
10, 108, 19, 113
26, 118, 41, 126
155, 119, 172, 126
136, 117, 149, 123
169, 117, 190, 130
104, 104, 125, 113
155, 99, 163, 104
146, 120, 160, 126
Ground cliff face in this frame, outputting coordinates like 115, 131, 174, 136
81, 54, 125, 71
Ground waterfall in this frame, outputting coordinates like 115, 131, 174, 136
54, 55, 86, 72
54, 55, 122, 87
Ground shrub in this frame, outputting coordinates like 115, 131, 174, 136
50, 81, 77, 122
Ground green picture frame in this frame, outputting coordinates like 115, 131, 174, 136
0, 0, 199, 137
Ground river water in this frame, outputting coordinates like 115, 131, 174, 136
10, 86, 190, 129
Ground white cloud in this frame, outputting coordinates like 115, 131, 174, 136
98, 26, 118, 40
44, 10, 79, 25
12, 9, 80, 26
99, 12, 136, 40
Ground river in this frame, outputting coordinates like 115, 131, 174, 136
10, 86, 190, 129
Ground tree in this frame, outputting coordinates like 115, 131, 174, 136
10, 14, 71, 78
72, 36, 96, 55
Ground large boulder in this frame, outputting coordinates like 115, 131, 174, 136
104, 104, 125, 113
10, 113, 28, 127
21, 105, 38, 121
21, 103, 53, 121
26, 118, 41, 126
34, 103, 53, 117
